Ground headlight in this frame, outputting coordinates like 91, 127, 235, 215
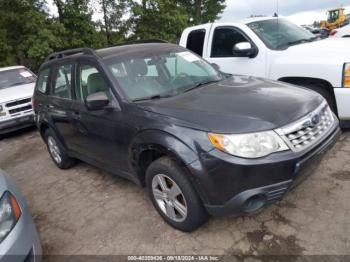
343, 63, 350, 87
208, 131, 289, 158
0, 191, 21, 243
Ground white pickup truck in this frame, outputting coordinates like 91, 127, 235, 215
179, 17, 350, 126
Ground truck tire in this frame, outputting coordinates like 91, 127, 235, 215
146, 156, 208, 232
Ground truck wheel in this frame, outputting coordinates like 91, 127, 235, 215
146, 157, 208, 232
298, 82, 337, 114
44, 129, 76, 169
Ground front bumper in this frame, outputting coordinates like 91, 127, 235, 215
188, 126, 341, 216
0, 208, 42, 262
0, 114, 35, 135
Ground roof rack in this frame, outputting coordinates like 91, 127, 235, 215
110, 39, 168, 48
45, 48, 97, 62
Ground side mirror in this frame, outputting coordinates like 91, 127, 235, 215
85, 91, 110, 111
211, 63, 220, 71
232, 42, 258, 58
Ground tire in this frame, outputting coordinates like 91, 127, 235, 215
146, 156, 208, 232
44, 129, 76, 169
295, 81, 337, 114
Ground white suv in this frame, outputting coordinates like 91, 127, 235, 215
0, 66, 36, 135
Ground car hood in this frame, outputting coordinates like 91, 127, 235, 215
285, 37, 350, 62
0, 83, 35, 104
141, 76, 323, 134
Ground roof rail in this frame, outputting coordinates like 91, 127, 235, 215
45, 48, 97, 62
110, 39, 168, 48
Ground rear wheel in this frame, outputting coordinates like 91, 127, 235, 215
146, 157, 208, 232
44, 129, 76, 169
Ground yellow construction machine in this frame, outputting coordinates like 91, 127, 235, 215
320, 7, 350, 30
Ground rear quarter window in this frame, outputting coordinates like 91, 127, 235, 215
35, 68, 50, 93
186, 29, 206, 56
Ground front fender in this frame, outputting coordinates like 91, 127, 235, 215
129, 129, 211, 204
268, 54, 342, 87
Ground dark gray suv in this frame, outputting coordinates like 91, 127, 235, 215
32, 41, 340, 231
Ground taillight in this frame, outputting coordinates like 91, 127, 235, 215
343, 64, 350, 88
330, 30, 338, 36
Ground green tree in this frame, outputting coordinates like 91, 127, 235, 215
178, 0, 226, 25
52, 0, 104, 48
96, 0, 128, 45
0, 0, 65, 70
130, 0, 226, 43
130, 0, 189, 43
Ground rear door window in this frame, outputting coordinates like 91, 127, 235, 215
51, 64, 72, 99
186, 29, 206, 56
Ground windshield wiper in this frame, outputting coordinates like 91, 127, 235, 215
183, 79, 220, 93
277, 37, 318, 49
133, 93, 174, 102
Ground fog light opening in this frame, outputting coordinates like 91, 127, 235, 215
243, 194, 267, 213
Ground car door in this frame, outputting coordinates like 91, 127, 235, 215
47, 63, 76, 147
205, 25, 267, 77
69, 60, 132, 173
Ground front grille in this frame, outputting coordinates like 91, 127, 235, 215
275, 102, 335, 152
6, 98, 31, 108
9, 105, 32, 114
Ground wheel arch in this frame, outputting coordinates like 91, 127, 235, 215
38, 120, 68, 149
278, 76, 338, 114
129, 130, 198, 186
39, 122, 50, 140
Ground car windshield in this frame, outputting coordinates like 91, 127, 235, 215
104, 46, 222, 101
0, 68, 36, 90
247, 19, 317, 50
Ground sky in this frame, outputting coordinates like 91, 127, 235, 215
47, 0, 350, 26
220, 0, 350, 25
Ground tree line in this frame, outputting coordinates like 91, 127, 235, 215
0, 0, 226, 72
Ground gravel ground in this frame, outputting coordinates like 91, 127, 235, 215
0, 127, 349, 256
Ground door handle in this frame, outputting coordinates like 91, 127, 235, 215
71, 111, 87, 135
72, 112, 81, 120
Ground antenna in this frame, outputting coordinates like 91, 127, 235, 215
273, 0, 279, 17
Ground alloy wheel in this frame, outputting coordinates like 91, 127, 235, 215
152, 174, 188, 222
47, 136, 62, 164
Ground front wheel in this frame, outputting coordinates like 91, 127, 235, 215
146, 157, 208, 232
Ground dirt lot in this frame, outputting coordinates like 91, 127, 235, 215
0, 128, 350, 256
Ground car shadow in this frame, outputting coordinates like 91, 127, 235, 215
0, 126, 38, 140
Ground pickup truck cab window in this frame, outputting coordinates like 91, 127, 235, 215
51, 64, 72, 99
211, 27, 250, 57
186, 29, 206, 56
